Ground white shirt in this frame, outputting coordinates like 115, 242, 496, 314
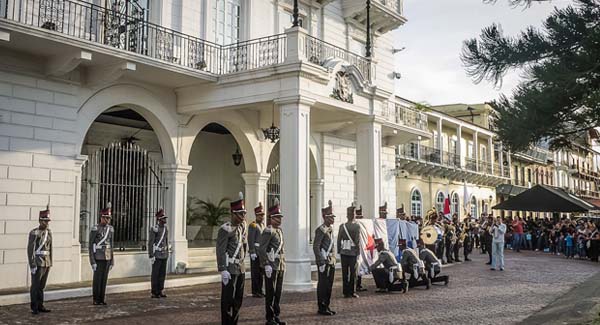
492, 223, 507, 243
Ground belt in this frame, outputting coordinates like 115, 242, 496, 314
155, 247, 164, 252
229, 258, 241, 264
35, 251, 50, 256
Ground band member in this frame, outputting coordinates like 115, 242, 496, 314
378, 202, 388, 219
313, 200, 337, 316
369, 238, 407, 293
27, 205, 53, 314
483, 215, 494, 265
463, 222, 474, 261
399, 239, 429, 289
444, 217, 455, 264
216, 192, 248, 325
452, 215, 462, 262
89, 202, 114, 305
337, 202, 361, 298
248, 202, 266, 298
259, 199, 286, 325
354, 205, 366, 292
417, 240, 449, 286
149, 208, 168, 298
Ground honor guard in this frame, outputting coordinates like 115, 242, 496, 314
354, 205, 367, 293
398, 239, 429, 289
337, 202, 361, 298
417, 240, 449, 286
378, 202, 388, 219
396, 205, 407, 220
259, 199, 286, 325
149, 208, 169, 298
314, 200, 337, 316
369, 238, 407, 293
216, 192, 248, 325
89, 202, 114, 305
27, 204, 53, 314
248, 202, 266, 298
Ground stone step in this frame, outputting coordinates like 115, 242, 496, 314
188, 255, 216, 264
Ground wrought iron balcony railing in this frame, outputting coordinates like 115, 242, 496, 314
373, 0, 403, 15
380, 104, 428, 131
304, 34, 372, 82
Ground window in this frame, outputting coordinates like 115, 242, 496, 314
411, 189, 422, 218
213, 0, 241, 45
432, 131, 438, 150
481, 146, 487, 162
467, 141, 474, 158
435, 191, 445, 213
279, 9, 305, 33
451, 192, 460, 217
470, 195, 478, 217
514, 166, 519, 184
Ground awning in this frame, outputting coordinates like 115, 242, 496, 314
492, 184, 597, 213
496, 184, 528, 197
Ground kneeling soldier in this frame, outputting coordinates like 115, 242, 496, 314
89, 202, 114, 305
149, 208, 169, 298
27, 204, 53, 314
369, 238, 407, 293
418, 240, 449, 286
259, 199, 286, 325
314, 200, 337, 316
399, 239, 429, 289
216, 192, 248, 325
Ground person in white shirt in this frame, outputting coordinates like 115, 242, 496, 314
490, 217, 507, 271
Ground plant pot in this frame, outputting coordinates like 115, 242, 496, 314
186, 225, 202, 240
199, 226, 216, 240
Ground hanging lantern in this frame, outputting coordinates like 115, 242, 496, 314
232, 147, 243, 166
262, 103, 280, 143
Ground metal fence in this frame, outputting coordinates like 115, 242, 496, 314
304, 34, 373, 82
266, 164, 280, 209
80, 142, 167, 251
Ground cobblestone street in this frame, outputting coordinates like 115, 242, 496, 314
1, 251, 598, 325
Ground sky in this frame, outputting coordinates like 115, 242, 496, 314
393, 0, 572, 106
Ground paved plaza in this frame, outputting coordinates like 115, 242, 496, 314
1, 251, 598, 325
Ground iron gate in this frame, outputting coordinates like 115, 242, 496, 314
267, 164, 280, 208
80, 142, 167, 251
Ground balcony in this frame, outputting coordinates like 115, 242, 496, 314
396, 143, 510, 186
576, 189, 600, 199
380, 103, 428, 131
513, 146, 552, 164
342, 0, 406, 34
0, 0, 375, 86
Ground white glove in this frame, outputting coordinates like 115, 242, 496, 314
250, 253, 257, 261
318, 264, 325, 273
358, 269, 366, 277
265, 265, 273, 278
109, 264, 113, 271
221, 270, 231, 285
30, 267, 37, 275
92, 264, 97, 272
150, 257, 156, 264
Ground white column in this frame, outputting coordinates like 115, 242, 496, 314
437, 118, 443, 152
474, 131, 479, 172
499, 142, 505, 177
456, 125, 463, 168
241, 172, 270, 221
160, 164, 192, 273
488, 137, 494, 175
71, 154, 88, 283
310, 179, 325, 240
356, 120, 382, 220
278, 97, 314, 291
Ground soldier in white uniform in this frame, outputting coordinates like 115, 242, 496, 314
89, 203, 115, 305
216, 192, 248, 325
148, 208, 169, 298
313, 200, 337, 316
248, 202, 266, 298
27, 205, 53, 314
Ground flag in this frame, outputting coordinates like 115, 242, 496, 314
443, 195, 451, 220
463, 180, 470, 216
356, 219, 388, 276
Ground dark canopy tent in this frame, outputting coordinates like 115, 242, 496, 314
492, 184, 596, 213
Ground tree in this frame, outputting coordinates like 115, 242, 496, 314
461, 0, 600, 151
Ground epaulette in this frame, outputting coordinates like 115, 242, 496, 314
31, 228, 39, 236
263, 226, 273, 233
152, 224, 159, 232
249, 221, 256, 228
91, 225, 98, 231
221, 222, 233, 233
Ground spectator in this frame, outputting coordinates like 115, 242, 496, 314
490, 217, 507, 271
512, 217, 524, 252
525, 231, 533, 250
565, 231, 574, 259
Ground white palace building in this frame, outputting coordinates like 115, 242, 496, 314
0, 0, 511, 292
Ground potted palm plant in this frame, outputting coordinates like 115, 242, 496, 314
197, 198, 231, 240
186, 196, 203, 240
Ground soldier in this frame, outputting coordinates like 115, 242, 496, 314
369, 238, 407, 293
435, 212, 446, 261
259, 199, 286, 325
337, 202, 361, 298
216, 192, 248, 325
396, 205, 406, 220
27, 204, 53, 315
148, 208, 168, 298
463, 222, 474, 262
444, 217, 455, 264
313, 200, 337, 316
378, 202, 388, 219
248, 202, 266, 298
452, 215, 462, 262
399, 239, 429, 289
417, 240, 449, 286
89, 202, 115, 305
354, 205, 367, 293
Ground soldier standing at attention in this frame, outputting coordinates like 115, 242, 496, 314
148, 208, 169, 298
259, 199, 286, 325
216, 192, 248, 325
354, 205, 367, 292
248, 202, 266, 298
313, 200, 337, 316
379, 202, 388, 219
89, 202, 115, 305
27, 204, 53, 315
337, 202, 361, 298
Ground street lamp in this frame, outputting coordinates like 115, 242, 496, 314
365, 0, 372, 58
292, 0, 299, 27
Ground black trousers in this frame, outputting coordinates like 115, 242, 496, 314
356, 275, 364, 290
464, 241, 472, 260
265, 270, 284, 322
435, 240, 444, 260
445, 239, 454, 262
486, 242, 493, 263
221, 273, 245, 325
316, 264, 335, 312
340, 254, 357, 296
405, 270, 427, 288
453, 242, 461, 261
250, 257, 264, 295
30, 266, 50, 312
372, 268, 406, 292
93, 260, 111, 303
151, 258, 168, 295
427, 269, 449, 285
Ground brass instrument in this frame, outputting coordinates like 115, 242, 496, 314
424, 208, 437, 225
420, 225, 438, 245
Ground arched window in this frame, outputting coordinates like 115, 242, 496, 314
435, 191, 445, 213
470, 195, 478, 217
451, 192, 460, 217
411, 189, 422, 218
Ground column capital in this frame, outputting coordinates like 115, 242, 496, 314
241, 172, 271, 184
160, 164, 192, 180
309, 178, 325, 186
73, 154, 88, 170
274, 96, 316, 107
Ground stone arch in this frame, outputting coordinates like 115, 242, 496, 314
180, 111, 260, 173
76, 84, 178, 164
